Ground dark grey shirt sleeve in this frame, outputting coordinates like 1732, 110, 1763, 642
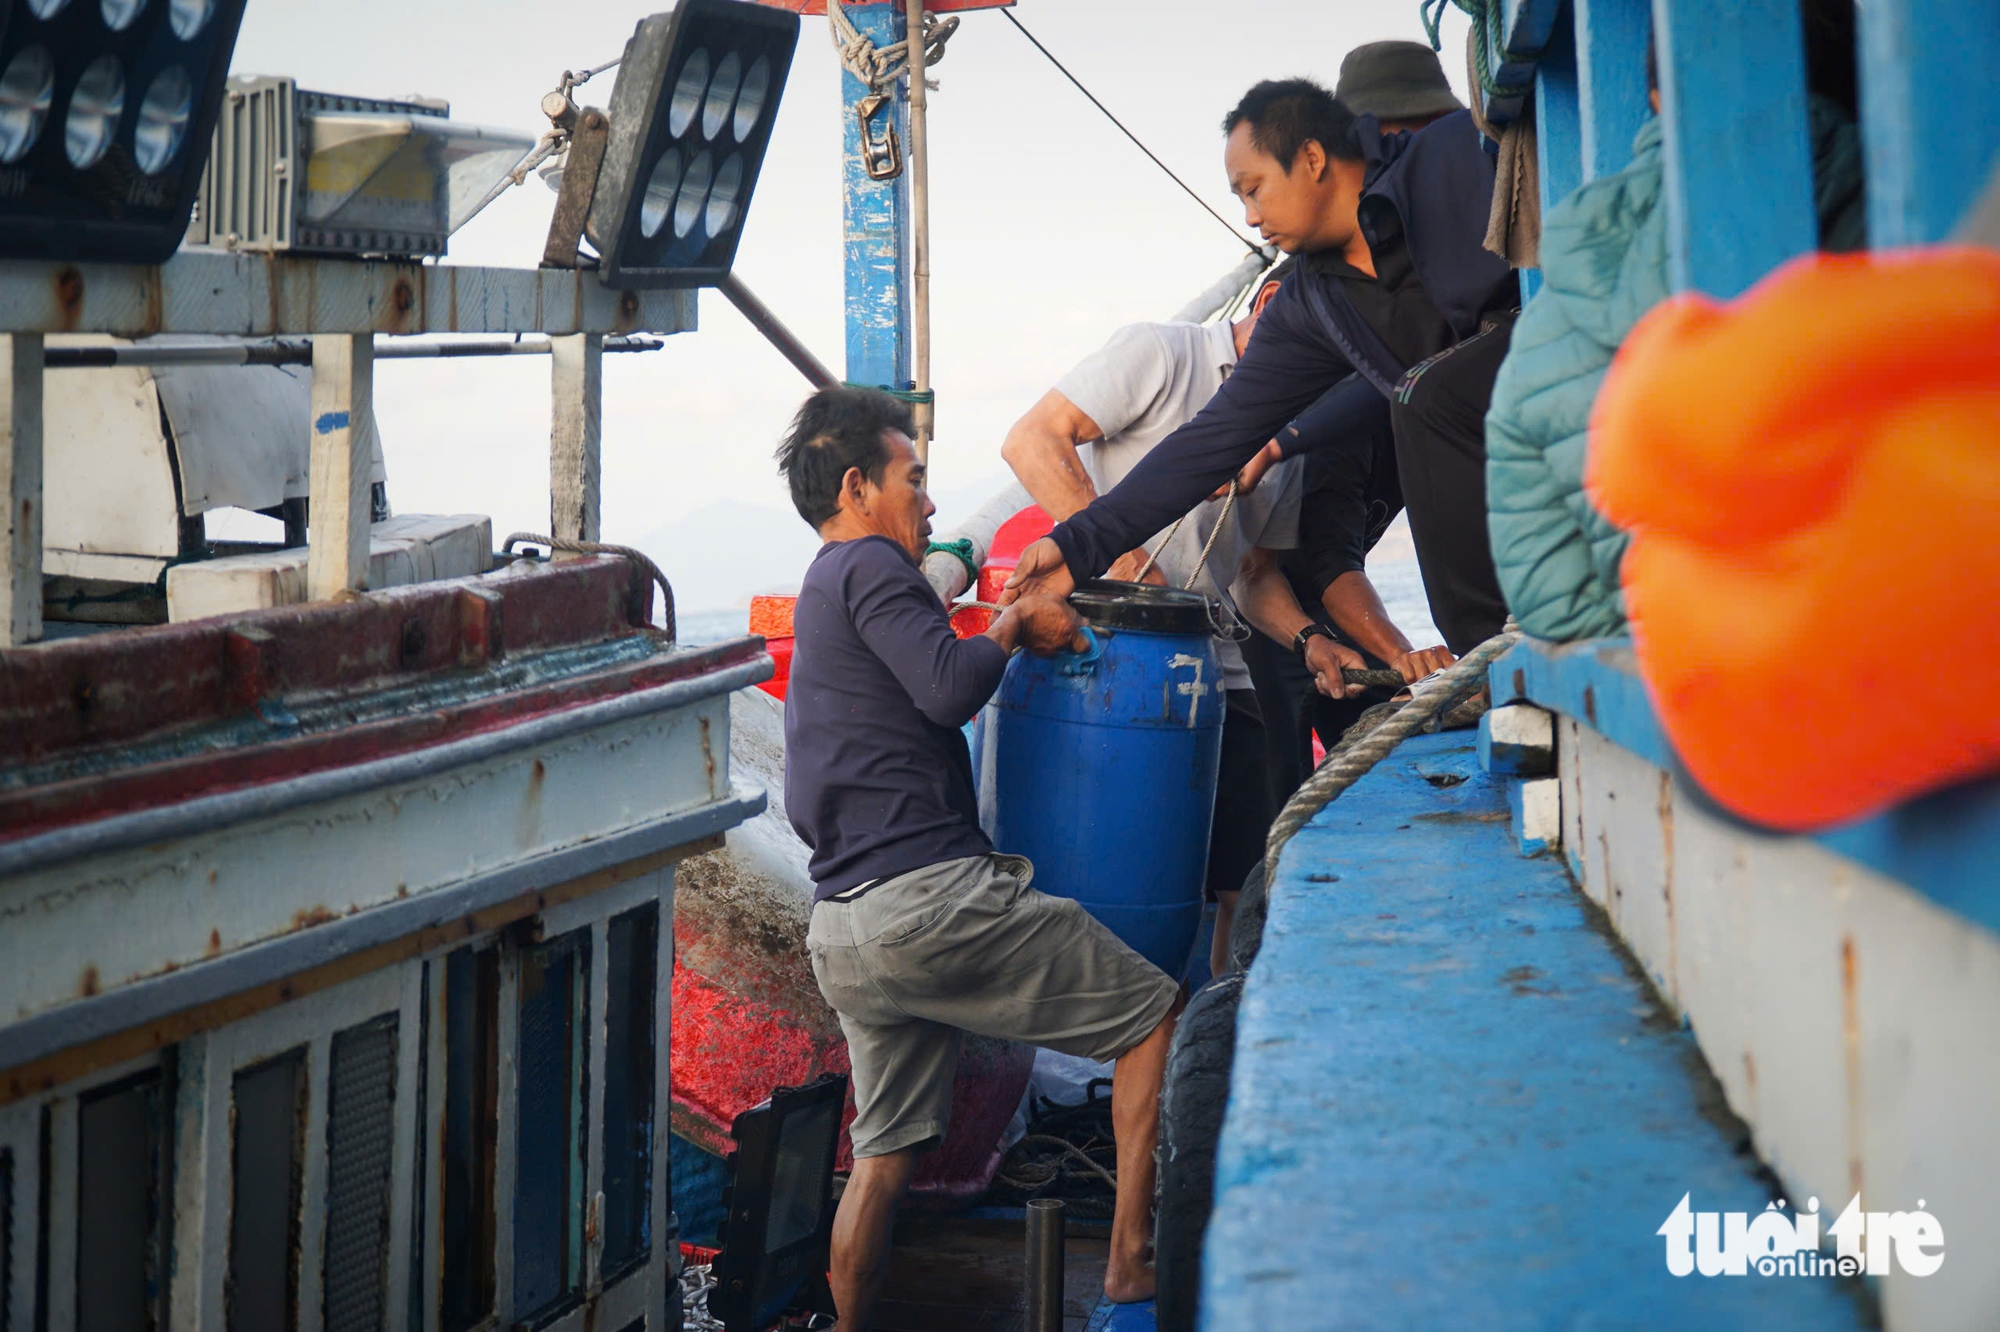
846, 539, 1008, 728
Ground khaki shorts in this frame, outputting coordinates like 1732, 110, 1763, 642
806, 853, 1181, 1159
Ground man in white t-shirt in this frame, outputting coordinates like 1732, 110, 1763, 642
1000, 265, 1371, 975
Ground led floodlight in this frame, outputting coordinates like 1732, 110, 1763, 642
0, 0, 249, 262
185, 78, 536, 259
710, 1073, 844, 1332
585, 0, 799, 289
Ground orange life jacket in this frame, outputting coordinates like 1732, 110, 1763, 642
1586, 247, 2000, 831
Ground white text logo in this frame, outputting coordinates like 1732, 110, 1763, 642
1657, 1194, 1944, 1278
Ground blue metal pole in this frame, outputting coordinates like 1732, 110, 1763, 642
1574, 0, 1652, 182
1651, 0, 1816, 298
1516, 6, 1580, 304
839, 2, 912, 391
1859, 0, 2000, 246
1536, 10, 1583, 214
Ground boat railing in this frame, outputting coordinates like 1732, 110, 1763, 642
0, 248, 697, 647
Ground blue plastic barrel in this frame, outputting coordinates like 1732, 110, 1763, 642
977, 581, 1224, 978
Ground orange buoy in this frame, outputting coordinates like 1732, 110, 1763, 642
1586, 248, 2000, 831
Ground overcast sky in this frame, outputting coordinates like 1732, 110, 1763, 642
228, 1, 1471, 608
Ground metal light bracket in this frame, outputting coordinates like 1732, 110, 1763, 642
542, 109, 612, 269
856, 92, 903, 181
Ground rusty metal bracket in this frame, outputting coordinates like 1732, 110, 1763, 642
856, 93, 903, 181
542, 108, 611, 270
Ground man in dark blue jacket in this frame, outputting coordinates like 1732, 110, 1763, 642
1004, 76, 1516, 654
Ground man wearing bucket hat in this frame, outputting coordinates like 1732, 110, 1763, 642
1336, 39, 1465, 127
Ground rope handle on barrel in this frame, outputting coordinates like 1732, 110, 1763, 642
1132, 479, 1237, 590
1056, 625, 1104, 676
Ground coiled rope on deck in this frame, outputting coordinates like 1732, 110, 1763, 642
502, 533, 678, 643
990, 1082, 1121, 1218
1263, 627, 1521, 878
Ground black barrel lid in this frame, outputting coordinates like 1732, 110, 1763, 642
1069, 579, 1215, 635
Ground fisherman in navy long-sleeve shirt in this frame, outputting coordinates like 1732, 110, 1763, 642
1003, 77, 1517, 653
777, 387, 1187, 1326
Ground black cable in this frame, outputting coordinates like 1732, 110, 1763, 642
1000, 9, 1262, 255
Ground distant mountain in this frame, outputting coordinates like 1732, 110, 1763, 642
628, 476, 1025, 613
627, 501, 823, 611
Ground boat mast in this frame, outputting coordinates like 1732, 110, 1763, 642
904, 0, 934, 463
837, 3, 916, 437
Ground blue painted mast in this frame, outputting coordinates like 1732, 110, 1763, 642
839, 3, 914, 401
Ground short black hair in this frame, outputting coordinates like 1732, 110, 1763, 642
776, 386, 916, 529
1223, 78, 1361, 168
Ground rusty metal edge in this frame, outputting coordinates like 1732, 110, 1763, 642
0, 655, 772, 878
0, 780, 765, 1083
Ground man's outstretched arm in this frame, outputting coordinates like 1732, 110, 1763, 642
1007, 284, 1369, 603
1232, 547, 1367, 699
1319, 571, 1455, 683
1000, 389, 1163, 585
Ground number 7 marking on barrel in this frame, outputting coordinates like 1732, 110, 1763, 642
1168, 653, 1209, 728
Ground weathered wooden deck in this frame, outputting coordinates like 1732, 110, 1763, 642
874, 1213, 1115, 1332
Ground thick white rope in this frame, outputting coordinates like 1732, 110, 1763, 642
1262, 628, 1520, 876
1133, 480, 1238, 590
829, 0, 959, 93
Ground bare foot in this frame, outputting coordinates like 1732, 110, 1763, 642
1103, 1258, 1157, 1304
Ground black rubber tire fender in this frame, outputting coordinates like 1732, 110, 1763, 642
1226, 856, 1268, 974
1152, 970, 1246, 1332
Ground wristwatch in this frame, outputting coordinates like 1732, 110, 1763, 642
1292, 622, 1334, 661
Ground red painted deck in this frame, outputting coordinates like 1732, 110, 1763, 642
0, 558, 762, 840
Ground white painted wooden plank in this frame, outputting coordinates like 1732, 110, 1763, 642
537, 868, 670, 943
40, 351, 181, 563
0, 694, 733, 1030
165, 513, 491, 621
1511, 777, 1561, 855
419, 958, 449, 1332
1669, 801, 1853, 1195
492, 948, 522, 1328
1557, 716, 1588, 891
1573, 729, 1678, 1008
307, 334, 375, 600
653, 867, 680, 1326
1, 334, 43, 646
550, 333, 603, 549
0, 252, 697, 339
168, 1033, 217, 1332
297, 1034, 333, 1332
189, 1035, 233, 1331
384, 965, 426, 1331
1844, 857, 2000, 1329
1556, 714, 2000, 1326
585, 918, 612, 1295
